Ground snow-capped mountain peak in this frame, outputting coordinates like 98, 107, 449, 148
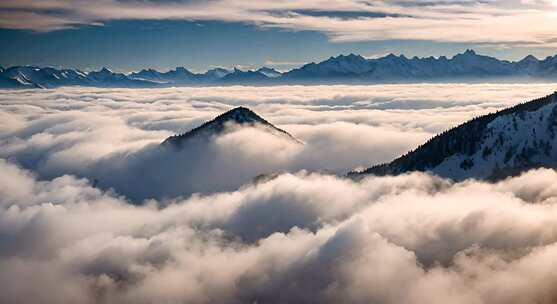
204, 67, 230, 79
97, 67, 113, 74
256, 67, 282, 78
4, 50, 557, 88
175, 67, 189, 73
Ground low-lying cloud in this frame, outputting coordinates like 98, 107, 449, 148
3, 159, 557, 303
0, 84, 551, 201
1, 84, 555, 199
2, 84, 557, 303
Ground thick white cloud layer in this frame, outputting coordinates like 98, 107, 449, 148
3, 160, 557, 303
2, 0, 557, 47
2, 84, 557, 303
1, 84, 556, 199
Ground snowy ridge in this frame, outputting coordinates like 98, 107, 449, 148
3, 50, 557, 88
220, 68, 272, 84
256, 67, 282, 78
351, 92, 557, 180
283, 50, 527, 81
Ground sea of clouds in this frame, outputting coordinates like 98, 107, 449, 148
2, 83, 557, 303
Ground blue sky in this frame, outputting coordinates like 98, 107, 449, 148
0, 20, 481, 72
2, 0, 557, 72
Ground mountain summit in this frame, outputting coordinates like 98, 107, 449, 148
350, 92, 557, 180
99, 107, 301, 200
163, 107, 300, 147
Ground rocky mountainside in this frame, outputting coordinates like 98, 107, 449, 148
350, 92, 557, 180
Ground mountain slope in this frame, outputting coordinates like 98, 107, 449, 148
129, 67, 196, 84
129, 67, 236, 85
96, 107, 301, 200
257, 67, 282, 78
200, 68, 231, 80
163, 107, 300, 147
87, 68, 158, 87
350, 92, 557, 180
0, 66, 88, 88
220, 68, 270, 84
282, 53, 372, 80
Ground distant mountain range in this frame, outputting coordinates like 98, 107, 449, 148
3, 50, 557, 89
350, 92, 557, 181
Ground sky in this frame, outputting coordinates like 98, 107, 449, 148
4, 2, 557, 301
2, 0, 557, 72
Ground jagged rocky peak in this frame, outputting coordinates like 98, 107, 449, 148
131, 68, 160, 76
464, 49, 476, 55
350, 92, 557, 181
330, 53, 367, 62
520, 54, 539, 63
452, 49, 483, 60
163, 107, 299, 147
204, 67, 230, 78
344, 53, 366, 60
98, 67, 113, 74
88, 67, 117, 79
257, 67, 282, 78
214, 106, 267, 124
384, 53, 400, 59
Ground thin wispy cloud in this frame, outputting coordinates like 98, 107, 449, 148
2, 0, 557, 47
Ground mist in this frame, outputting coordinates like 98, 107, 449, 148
1, 84, 555, 200
3, 159, 557, 303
